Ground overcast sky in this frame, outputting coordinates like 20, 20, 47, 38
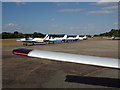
2, 2, 118, 35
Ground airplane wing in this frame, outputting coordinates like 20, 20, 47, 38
22, 40, 44, 43
49, 39, 62, 42
12, 48, 119, 69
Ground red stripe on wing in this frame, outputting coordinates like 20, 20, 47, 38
12, 48, 33, 56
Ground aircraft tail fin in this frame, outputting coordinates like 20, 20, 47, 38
63, 35, 67, 39
83, 35, 87, 39
43, 34, 49, 40
76, 35, 79, 38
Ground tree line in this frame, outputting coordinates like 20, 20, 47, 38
1, 31, 45, 39
94, 29, 120, 37
1, 31, 86, 39
1, 31, 68, 39
1, 29, 120, 39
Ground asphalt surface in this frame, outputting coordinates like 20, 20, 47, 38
2, 39, 120, 88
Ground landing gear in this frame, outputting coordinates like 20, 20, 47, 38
25, 43, 28, 46
32, 43, 35, 45
23, 42, 28, 46
48, 41, 54, 44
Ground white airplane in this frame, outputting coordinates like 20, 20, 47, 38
54, 35, 67, 41
102, 36, 120, 40
16, 37, 33, 41
48, 35, 67, 42
79, 35, 87, 40
16, 34, 49, 45
12, 48, 119, 69
44, 35, 69, 44
44, 36, 62, 44
83, 35, 87, 40
111, 36, 120, 40
64, 35, 80, 41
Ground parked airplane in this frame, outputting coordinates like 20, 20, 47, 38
16, 37, 33, 41
111, 36, 120, 40
78, 35, 87, 40
54, 35, 67, 41
102, 36, 120, 40
16, 34, 49, 46
48, 34, 86, 42
46, 36, 62, 44
46, 35, 68, 44
83, 35, 87, 40
12, 48, 119, 69
63, 35, 80, 42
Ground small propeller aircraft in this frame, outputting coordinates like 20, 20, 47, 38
82, 35, 87, 40
16, 34, 49, 46
102, 36, 120, 40
64, 35, 84, 42
67, 35, 80, 41
47, 35, 67, 44
53, 35, 67, 41
12, 48, 119, 69
16, 34, 88, 45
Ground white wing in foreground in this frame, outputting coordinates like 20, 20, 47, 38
12, 48, 119, 69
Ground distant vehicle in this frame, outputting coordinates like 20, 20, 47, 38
16, 34, 49, 46
12, 48, 119, 69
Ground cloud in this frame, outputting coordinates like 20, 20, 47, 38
49, 24, 64, 34
3, 0, 24, 2
95, 0, 119, 5
98, 0, 119, 2
68, 25, 81, 30
113, 22, 118, 25
3, 0, 119, 2
3, 0, 26, 5
55, 2, 68, 6
58, 8, 83, 13
88, 10, 113, 15
50, 18, 55, 22
1, 0, 77, 2
3, 23, 20, 32
65, 24, 98, 35
95, 2, 113, 5
6, 23, 16, 27
102, 6, 118, 10
88, 2, 118, 15
51, 24, 58, 28
55, 2, 80, 7
3, 23, 36, 33
91, 1, 118, 6
75, 2, 80, 5
89, 1, 118, 15
16, 2, 26, 5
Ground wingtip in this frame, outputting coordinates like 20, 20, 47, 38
12, 48, 33, 56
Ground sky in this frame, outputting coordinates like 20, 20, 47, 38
2, 2, 118, 35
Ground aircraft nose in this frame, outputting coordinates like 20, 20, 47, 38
12, 48, 33, 56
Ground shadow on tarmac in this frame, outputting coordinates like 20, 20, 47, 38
65, 75, 120, 88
